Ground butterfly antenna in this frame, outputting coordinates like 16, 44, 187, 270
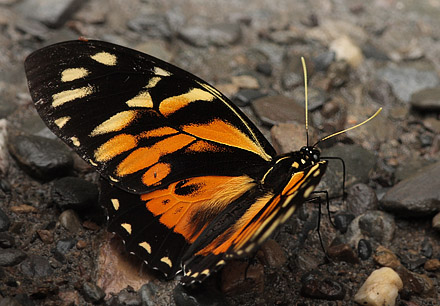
301, 57, 310, 147
314, 107, 383, 147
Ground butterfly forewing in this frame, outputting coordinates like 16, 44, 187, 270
25, 40, 275, 194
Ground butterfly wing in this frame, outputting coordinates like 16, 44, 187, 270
24, 40, 275, 194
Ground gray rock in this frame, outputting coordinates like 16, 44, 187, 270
127, 14, 172, 39
179, 23, 241, 47
20, 255, 53, 277
0, 248, 27, 266
252, 95, 306, 126
51, 177, 99, 211
82, 282, 105, 303
410, 86, 440, 111
8, 134, 73, 180
346, 183, 379, 216
59, 210, 82, 233
381, 161, 440, 217
0, 207, 10, 231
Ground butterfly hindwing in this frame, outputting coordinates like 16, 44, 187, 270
24, 40, 275, 194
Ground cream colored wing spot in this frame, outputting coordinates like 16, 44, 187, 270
292, 161, 299, 168
70, 137, 80, 147
245, 243, 256, 253
301, 159, 306, 164
159, 88, 215, 116
154, 67, 171, 77
201, 269, 210, 276
90, 110, 138, 136
313, 169, 321, 177
110, 198, 120, 211
139, 241, 152, 254
61, 68, 89, 82
91, 52, 117, 66
145, 77, 161, 89
216, 260, 226, 266
160, 257, 172, 267
126, 91, 153, 108
54, 116, 70, 128
121, 223, 132, 234
109, 176, 119, 182
282, 190, 298, 207
89, 159, 98, 166
191, 272, 200, 278
52, 85, 94, 107
280, 204, 297, 224
303, 185, 315, 198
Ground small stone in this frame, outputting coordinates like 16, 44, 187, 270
58, 290, 81, 306
410, 86, 440, 111
358, 239, 372, 260
354, 267, 403, 306
51, 177, 99, 211
381, 161, 440, 217
116, 287, 142, 306
0, 248, 27, 266
271, 122, 317, 154
420, 240, 433, 258
0, 232, 15, 248
139, 283, 158, 306
8, 135, 73, 180
221, 261, 264, 296
82, 220, 100, 231
358, 211, 395, 244
17, 0, 86, 28
127, 14, 172, 39
231, 75, 259, 89
10, 204, 38, 214
59, 209, 82, 233
373, 246, 401, 269
257, 239, 287, 268
0, 297, 21, 306
327, 243, 360, 264
424, 259, 440, 271
333, 213, 355, 234
37, 229, 54, 244
256, 62, 272, 76
252, 95, 306, 126
82, 282, 105, 303
0, 207, 10, 231
346, 183, 379, 216
313, 51, 335, 72
330, 35, 364, 68
20, 255, 53, 277
232, 89, 266, 107
300, 273, 345, 300
56, 238, 76, 254
395, 266, 435, 297
75, 241, 87, 252
433, 212, 440, 230
423, 117, 440, 134
327, 60, 350, 88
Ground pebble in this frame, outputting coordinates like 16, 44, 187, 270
424, 259, 440, 271
357, 239, 372, 260
354, 267, 403, 306
327, 243, 359, 264
377, 63, 439, 103
327, 60, 350, 88
10, 204, 38, 214
329, 35, 364, 68
221, 261, 264, 295
20, 255, 53, 277
36, 229, 54, 244
231, 75, 260, 89
333, 213, 355, 233
0, 248, 27, 266
373, 246, 401, 269
115, 287, 142, 306
82, 281, 105, 303
173, 284, 228, 306
312, 51, 335, 72
395, 265, 435, 298
271, 122, 316, 154
0, 207, 10, 231
381, 161, 440, 217
0, 297, 21, 306
358, 211, 395, 244
56, 238, 76, 254
252, 95, 306, 126
179, 23, 241, 47
423, 117, 440, 134
420, 240, 433, 258
346, 183, 379, 215
51, 177, 99, 211
59, 209, 82, 233
8, 135, 73, 181
139, 283, 158, 306
257, 239, 287, 268
300, 273, 345, 300
17, 0, 85, 28
410, 86, 440, 111
0, 232, 15, 248
256, 62, 272, 76
232, 89, 266, 107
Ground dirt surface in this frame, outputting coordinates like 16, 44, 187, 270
0, 0, 439, 305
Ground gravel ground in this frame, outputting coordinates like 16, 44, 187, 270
0, 0, 439, 305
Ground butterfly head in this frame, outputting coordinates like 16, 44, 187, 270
299, 146, 320, 165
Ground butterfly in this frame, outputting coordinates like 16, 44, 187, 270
24, 40, 328, 285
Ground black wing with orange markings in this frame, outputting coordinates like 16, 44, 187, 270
24, 40, 327, 285
25, 40, 275, 194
